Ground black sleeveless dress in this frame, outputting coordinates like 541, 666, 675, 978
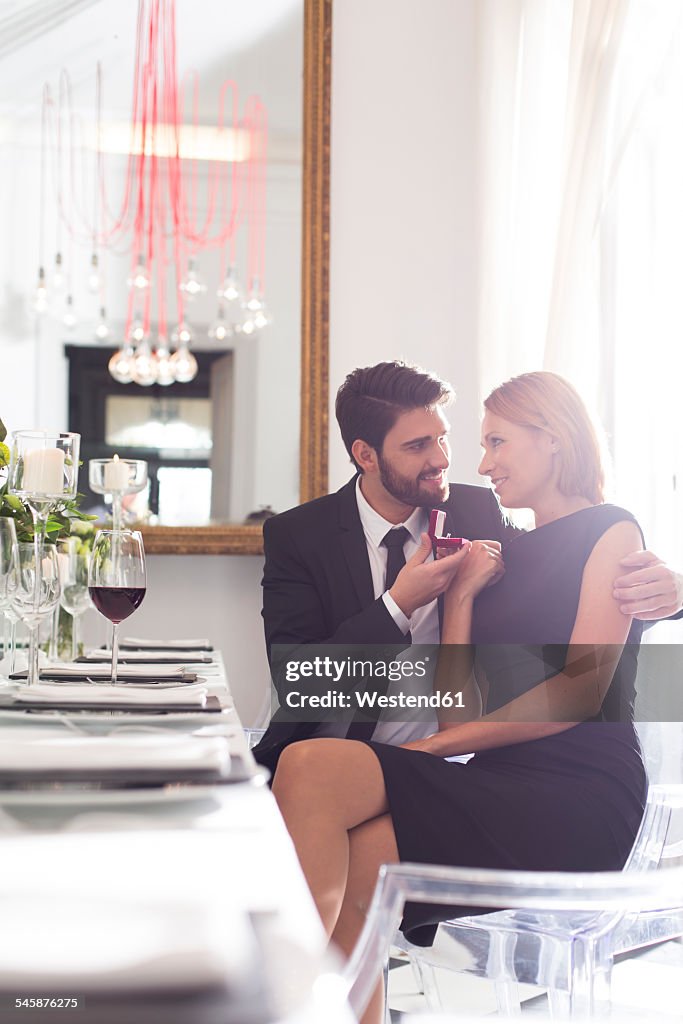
367, 504, 647, 946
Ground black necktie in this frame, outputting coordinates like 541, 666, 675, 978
382, 526, 410, 590
347, 527, 412, 743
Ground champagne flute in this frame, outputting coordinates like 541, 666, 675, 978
57, 537, 93, 661
88, 530, 146, 685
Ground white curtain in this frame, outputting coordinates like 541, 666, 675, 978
475, 0, 682, 585
475, 0, 679, 392
476, 0, 571, 399
606, 3, 683, 604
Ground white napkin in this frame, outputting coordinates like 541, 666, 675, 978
83, 649, 213, 664
33, 663, 194, 681
12, 682, 209, 707
0, 733, 229, 773
122, 636, 211, 650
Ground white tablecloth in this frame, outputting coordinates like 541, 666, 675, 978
0, 654, 352, 1024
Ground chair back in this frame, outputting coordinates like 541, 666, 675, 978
623, 783, 683, 872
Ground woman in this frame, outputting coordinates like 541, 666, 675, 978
272, 371, 646, 1024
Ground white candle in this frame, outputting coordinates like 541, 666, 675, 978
103, 455, 130, 492
22, 448, 65, 494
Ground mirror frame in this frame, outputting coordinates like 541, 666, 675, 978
141, 0, 331, 555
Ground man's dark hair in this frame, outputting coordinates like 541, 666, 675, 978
335, 360, 454, 472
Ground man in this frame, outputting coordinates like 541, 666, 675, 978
253, 361, 683, 774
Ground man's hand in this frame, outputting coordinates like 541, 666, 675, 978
613, 550, 683, 620
390, 532, 471, 618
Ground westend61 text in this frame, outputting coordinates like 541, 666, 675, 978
285, 690, 465, 709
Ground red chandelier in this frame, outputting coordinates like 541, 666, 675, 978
34, 0, 270, 386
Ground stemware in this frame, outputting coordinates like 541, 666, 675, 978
10, 543, 61, 686
88, 458, 148, 532
7, 431, 80, 673
57, 537, 93, 661
88, 530, 146, 684
0, 519, 19, 670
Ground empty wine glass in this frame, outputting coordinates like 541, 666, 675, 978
0, 519, 19, 672
88, 530, 146, 685
10, 543, 61, 686
57, 537, 93, 661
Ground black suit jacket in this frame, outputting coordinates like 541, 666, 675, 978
253, 476, 518, 774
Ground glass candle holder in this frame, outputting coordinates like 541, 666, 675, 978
89, 457, 148, 533
8, 430, 80, 687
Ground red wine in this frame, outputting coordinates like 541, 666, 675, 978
89, 586, 146, 623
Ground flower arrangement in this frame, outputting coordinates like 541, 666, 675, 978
0, 416, 97, 542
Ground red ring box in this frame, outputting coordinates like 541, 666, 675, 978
429, 509, 466, 557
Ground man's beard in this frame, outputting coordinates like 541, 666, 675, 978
377, 452, 449, 507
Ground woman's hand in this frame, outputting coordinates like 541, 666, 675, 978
399, 736, 436, 752
399, 724, 471, 756
444, 540, 504, 602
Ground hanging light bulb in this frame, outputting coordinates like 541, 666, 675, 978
33, 266, 48, 314
127, 258, 150, 291
155, 336, 175, 387
242, 278, 272, 334
52, 252, 66, 293
170, 343, 198, 383
129, 318, 146, 344
171, 322, 193, 347
87, 252, 101, 293
208, 305, 232, 343
252, 305, 272, 330
217, 265, 243, 304
109, 344, 135, 384
62, 294, 77, 331
131, 337, 158, 387
179, 256, 207, 302
94, 307, 110, 342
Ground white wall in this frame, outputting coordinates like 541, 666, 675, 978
329, 0, 482, 490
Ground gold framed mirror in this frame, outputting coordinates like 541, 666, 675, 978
140, 0, 331, 555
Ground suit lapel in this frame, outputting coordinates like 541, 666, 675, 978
438, 493, 459, 542
337, 476, 376, 609
435, 492, 459, 637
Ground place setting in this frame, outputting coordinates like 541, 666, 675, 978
0, 431, 254, 800
2, 506, 220, 714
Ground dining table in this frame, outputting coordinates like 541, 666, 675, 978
0, 646, 354, 1024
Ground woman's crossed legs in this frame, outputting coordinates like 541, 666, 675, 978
272, 737, 399, 957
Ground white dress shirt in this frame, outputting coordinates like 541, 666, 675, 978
355, 477, 440, 645
355, 477, 439, 744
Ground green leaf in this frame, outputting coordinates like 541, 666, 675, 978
0, 417, 6, 443
4, 494, 23, 512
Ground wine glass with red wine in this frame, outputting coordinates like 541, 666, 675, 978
88, 530, 146, 685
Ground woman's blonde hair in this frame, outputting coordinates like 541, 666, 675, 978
483, 372, 606, 504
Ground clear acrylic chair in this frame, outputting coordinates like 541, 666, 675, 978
243, 682, 271, 749
342, 784, 683, 1022
244, 727, 267, 750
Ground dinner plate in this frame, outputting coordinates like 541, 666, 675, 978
0, 707, 235, 727
0, 784, 222, 807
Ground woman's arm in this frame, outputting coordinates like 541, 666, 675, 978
404, 519, 643, 756
432, 541, 503, 728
